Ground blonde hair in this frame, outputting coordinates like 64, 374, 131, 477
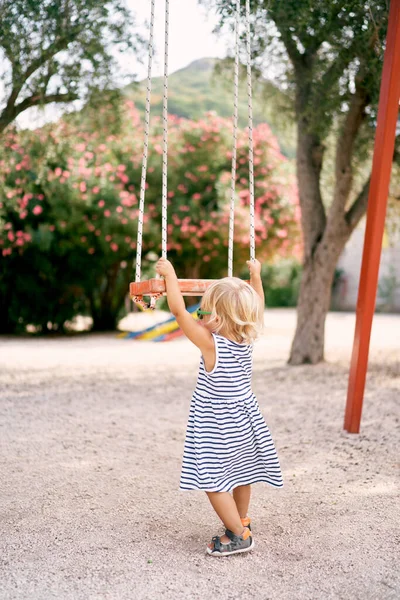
201, 277, 264, 344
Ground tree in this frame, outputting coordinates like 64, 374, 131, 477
0, 0, 144, 135
206, 0, 394, 363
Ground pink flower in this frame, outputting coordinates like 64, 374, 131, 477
92, 186, 100, 194
80, 182, 87, 193
55, 167, 62, 177
203, 255, 211, 262
197, 165, 208, 172
192, 193, 202, 201
33, 205, 43, 215
88, 248, 95, 254
2, 248, 12, 256
104, 210, 111, 217
110, 243, 118, 252
81, 236, 87, 242
7, 231, 15, 242
105, 235, 112, 242
98, 200, 105, 208
49, 225, 55, 232
116, 206, 123, 213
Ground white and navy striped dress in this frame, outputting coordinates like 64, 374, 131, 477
180, 333, 283, 492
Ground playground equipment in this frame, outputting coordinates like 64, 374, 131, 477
127, 1, 400, 432
345, 0, 400, 433
130, 0, 255, 309
119, 303, 199, 342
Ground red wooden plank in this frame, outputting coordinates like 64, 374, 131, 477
344, 0, 400, 433
130, 278, 219, 298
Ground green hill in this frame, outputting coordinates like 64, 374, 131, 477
125, 58, 296, 157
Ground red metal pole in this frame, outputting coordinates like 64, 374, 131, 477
344, 0, 400, 433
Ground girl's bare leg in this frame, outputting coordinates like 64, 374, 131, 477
206, 491, 244, 545
233, 484, 251, 519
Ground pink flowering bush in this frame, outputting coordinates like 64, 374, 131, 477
0, 102, 300, 333
147, 113, 300, 280
0, 121, 141, 332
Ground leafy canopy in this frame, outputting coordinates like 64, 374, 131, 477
0, 0, 144, 132
205, 0, 388, 140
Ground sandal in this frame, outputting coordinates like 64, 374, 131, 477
206, 527, 254, 557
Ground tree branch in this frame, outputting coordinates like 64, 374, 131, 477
327, 79, 369, 228
313, 40, 360, 111
345, 177, 371, 232
271, 9, 302, 68
22, 33, 79, 85
16, 92, 79, 115
296, 127, 327, 259
0, 91, 79, 134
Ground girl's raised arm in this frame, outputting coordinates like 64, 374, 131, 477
155, 259, 214, 353
247, 259, 265, 306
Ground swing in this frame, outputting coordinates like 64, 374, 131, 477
130, 0, 255, 309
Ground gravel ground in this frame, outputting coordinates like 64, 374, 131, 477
0, 309, 399, 600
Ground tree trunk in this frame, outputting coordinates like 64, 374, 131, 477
289, 233, 348, 365
91, 309, 118, 332
0, 311, 15, 334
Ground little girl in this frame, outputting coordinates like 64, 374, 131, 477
155, 257, 283, 557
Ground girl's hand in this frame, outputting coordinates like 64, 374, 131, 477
246, 258, 262, 277
156, 257, 176, 278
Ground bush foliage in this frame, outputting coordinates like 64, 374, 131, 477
0, 102, 300, 333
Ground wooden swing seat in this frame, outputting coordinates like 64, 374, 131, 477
130, 278, 218, 299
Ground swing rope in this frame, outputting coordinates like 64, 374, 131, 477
134, 0, 255, 296
245, 0, 256, 263
161, 0, 169, 260
228, 0, 240, 278
135, 0, 155, 284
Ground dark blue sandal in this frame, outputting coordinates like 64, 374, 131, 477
206, 527, 254, 557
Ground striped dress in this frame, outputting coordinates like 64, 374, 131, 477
180, 333, 283, 492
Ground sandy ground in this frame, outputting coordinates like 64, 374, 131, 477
0, 309, 399, 600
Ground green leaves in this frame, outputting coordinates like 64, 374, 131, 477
0, 0, 145, 133
207, 0, 388, 141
